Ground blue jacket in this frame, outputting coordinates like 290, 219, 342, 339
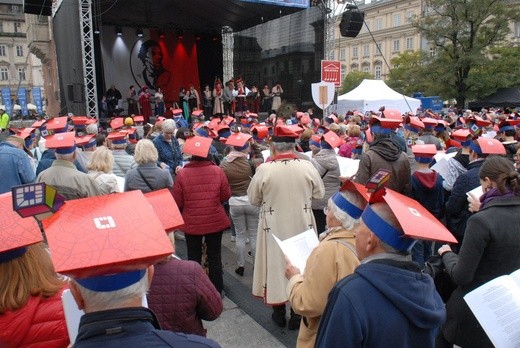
445, 158, 484, 241
153, 134, 183, 172
316, 259, 445, 348
36, 149, 86, 176
74, 307, 220, 348
0, 142, 35, 194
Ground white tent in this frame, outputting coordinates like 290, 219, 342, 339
335, 79, 421, 115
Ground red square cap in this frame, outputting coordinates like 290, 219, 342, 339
46, 117, 69, 131
411, 144, 437, 158
107, 132, 128, 145
422, 117, 438, 128
133, 116, 144, 123
43, 190, 174, 279
191, 110, 204, 117
171, 109, 183, 116
370, 116, 402, 130
31, 119, 47, 128
476, 116, 492, 127
45, 132, 76, 154
406, 116, 425, 131
329, 180, 369, 219
71, 116, 89, 126
322, 131, 343, 148
182, 135, 213, 157
222, 116, 235, 125
271, 125, 300, 143
75, 134, 96, 147
252, 125, 268, 140
300, 115, 311, 125
0, 192, 42, 255
361, 188, 457, 252
110, 117, 124, 130
144, 189, 184, 232
208, 118, 221, 129
382, 109, 403, 120
475, 137, 506, 155
451, 129, 471, 141
226, 132, 252, 147
17, 127, 36, 140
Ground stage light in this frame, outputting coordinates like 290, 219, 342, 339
12, 183, 65, 221
94, 27, 100, 35
136, 28, 143, 37
195, 33, 201, 40
159, 30, 165, 38
115, 26, 123, 36
176, 29, 184, 39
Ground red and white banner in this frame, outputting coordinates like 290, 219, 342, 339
321, 60, 341, 87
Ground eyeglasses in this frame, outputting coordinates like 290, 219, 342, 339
323, 206, 330, 214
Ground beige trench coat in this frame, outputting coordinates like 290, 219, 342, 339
247, 157, 325, 304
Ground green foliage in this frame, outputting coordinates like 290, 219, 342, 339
339, 71, 373, 95
413, 0, 520, 107
386, 51, 430, 96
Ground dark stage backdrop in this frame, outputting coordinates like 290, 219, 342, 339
100, 27, 222, 109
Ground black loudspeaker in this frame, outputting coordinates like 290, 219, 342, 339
339, 11, 365, 38
23, 0, 52, 16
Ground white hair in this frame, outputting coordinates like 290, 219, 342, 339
55, 152, 75, 162
162, 119, 176, 133
73, 270, 150, 312
329, 190, 363, 230
271, 142, 295, 153
86, 123, 99, 135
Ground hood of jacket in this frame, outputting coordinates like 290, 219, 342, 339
413, 171, 439, 190
356, 261, 445, 330
370, 137, 402, 162
313, 149, 340, 171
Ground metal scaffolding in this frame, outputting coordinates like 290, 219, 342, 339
324, 0, 336, 60
79, 0, 98, 118
222, 26, 234, 83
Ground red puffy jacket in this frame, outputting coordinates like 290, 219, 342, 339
148, 258, 223, 336
0, 286, 69, 348
172, 160, 231, 235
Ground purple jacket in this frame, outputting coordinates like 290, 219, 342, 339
148, 258, 223, 336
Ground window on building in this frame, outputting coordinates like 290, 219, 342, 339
14, 22, 22, 33
18, 67, 26, 81
352, 46, 358, 58
271, 65, 276, 74
362, 65, 370, 73
340, 48, 346, 60
375, 43, 382, 55
351, 64, 359, 72
11, 5, 21, 13
16, 46, 23, 57
393, 40, 400, 53
341, 64, 347, 83
0, 67, 8, 81
375, 18, 383, 31
393, 14, 401, 27
429, 46, 436, 57
515, 22, 520, 37
0, 22, 3, 32
0, 45, 6, 56
406, 37, 414, 50
363, 45, 369, 57
375, 64, 382, 80
406, 11, 414, 24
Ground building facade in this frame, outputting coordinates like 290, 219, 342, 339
334, 0, 423, 83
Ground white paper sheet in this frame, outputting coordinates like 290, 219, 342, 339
273, 229, 319, 274
464, 269, 520, 348
466, 185, 483, 200
336, 156, 360, 178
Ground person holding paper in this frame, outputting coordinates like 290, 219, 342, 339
285, 182, 367, 348
247, 124, 325, 330
437, 156, 520, 348
316, 185, 455, 348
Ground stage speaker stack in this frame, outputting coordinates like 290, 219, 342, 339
339, 11, 365, 38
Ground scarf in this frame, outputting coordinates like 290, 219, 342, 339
226, 151, 248, 162
480, 187, 519, 209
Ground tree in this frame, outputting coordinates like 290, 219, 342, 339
413, 0, 520, 108
386, 51, 431, 96
339, 71, 372, 95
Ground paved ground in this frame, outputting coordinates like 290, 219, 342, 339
175, 229, 299, 348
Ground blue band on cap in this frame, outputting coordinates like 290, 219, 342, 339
424, 126, 434, 131
469, 141, 482, 155
460, 140, 472, 147
84, 140, 96, 149
219, 130, 231, 138
331, 192, 363, 219
309, 140, 321, 147
434, 126, 445, 132
234, 143, 250, 152
415, 156, 433, 163
25, 138, 33, 148
111, 139, 127, 145
0, 247, 27, 264
76, 269, 146, 292
321, 140, 332, 150
361, 205, 415, 252
500, 125, 514, 132
404, 125, 419, 133
55, 145, 77, 155
195, 128, 209, 137
370, 125, 391, 135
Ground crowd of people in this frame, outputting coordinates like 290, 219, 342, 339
1, 90, 520, 348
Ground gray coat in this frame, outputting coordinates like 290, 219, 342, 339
310, 149, 340, 209
112, 150, 137, 177
124, 162, 173, 193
